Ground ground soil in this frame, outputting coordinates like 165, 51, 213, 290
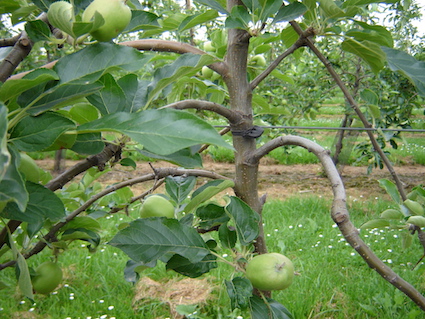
38, 157, 425, 201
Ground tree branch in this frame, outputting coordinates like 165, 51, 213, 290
0, 142, 123, 249
0, 31, 33, 82
162, 99, 242, 124
0, 167, 230, 270
250, 27, 315, 90
289, 21, 407, 201
250, 134, 425, 311
0, 34, 20, 47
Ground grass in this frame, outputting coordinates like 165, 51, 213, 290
2, 196, 425, 318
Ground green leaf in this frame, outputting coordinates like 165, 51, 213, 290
318, 0, 345, 19
407, 216, 425, 227
165, 175, 197, 205
250, 295, 294, 319
125, 10, 160, 32
378, 179, 401, 204
108, 217, 213, 264
0, 147, 28, 211
124, 259, 157, 283
381, 47, 425, 97
117, 74, 148, 113
260, 0, 286, 21
347, 21, 393, 48
77, 108, 232, 156
341, 39, 385, 73
61, 228, 101, 249
1, 181, 65, 224
166, 253, 217, 278
70, 133, 104, 155
138, 146, 203, 168
179, 10, 219, 32
219, 223, 237, 249
225, 277, 253, 310
184, 179, 235, 213
193, 0, 229, 14
9, 233, 33, 301
360, 219, 391, 229
25, 19, 51, 42
9, 112, 76, 152
86, 73, 127, 115
147, 54, 216, 107
360, 89, 379, 105
55, 43, 150, 84
380, 209, 404, 220
61, 216, 101, 232
120, 158, 137, 169
272, 2, 307, 23
196, 203, 230, 229
401, 231, 413, 250
0, 68, 59, 103
225, 196, 260, 245
69, 103, 99, 124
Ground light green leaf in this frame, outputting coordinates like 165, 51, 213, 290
360, 88, 379, 105
193, 0, 229, 14
378, 179, 401, 204
250, 295, 294, 319
25, 19, 51, 42
77, 108, 232, 155
382, 47, 425, 97
184, 179, 235, 213
0, 147, 28, 211
179, 10, 219, 32
407, 216, 425, 228
147, 53, 216, 107
380, 209, 404, 220
125, 10, 160, 32
360, 219, 391, 229
341, 39, 385, 73
272, 2, 307, 23
0, 68, 59, 103
318, 0, 345, 19
348, 21, 393, 48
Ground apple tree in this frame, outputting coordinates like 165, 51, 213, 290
1, 0, 425, 317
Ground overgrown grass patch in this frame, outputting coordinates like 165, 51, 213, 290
2, 196, 425, 318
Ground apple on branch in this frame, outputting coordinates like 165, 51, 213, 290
82, 0, 132, 42
245, 253, 294, 291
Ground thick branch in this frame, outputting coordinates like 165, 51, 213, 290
9, 39, 228, 81
0, 31, 33, 82
0, 34, 20, 47
0, 167, 230, 270
289, 21, 407, 201
250, 135, 425, 311
163, 99, 242, 124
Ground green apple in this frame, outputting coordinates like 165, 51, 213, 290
139, 195, 175, 218
245, 253, 294, 291
203, 41, 215, 52
32, 261, 63, 294
250, 54, 267, 67
18, 153, 40, 183
82, 0, 132, 42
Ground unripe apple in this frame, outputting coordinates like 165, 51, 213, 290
82, 0, 132, 42
139, 195, 175, 218
18, 153, 40, 183
245, 253, 294, 291
32, 261, 63, 294
250, 54, 267, 67
203, 41, 215, 52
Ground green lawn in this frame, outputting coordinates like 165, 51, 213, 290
2, 196, 425, 318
